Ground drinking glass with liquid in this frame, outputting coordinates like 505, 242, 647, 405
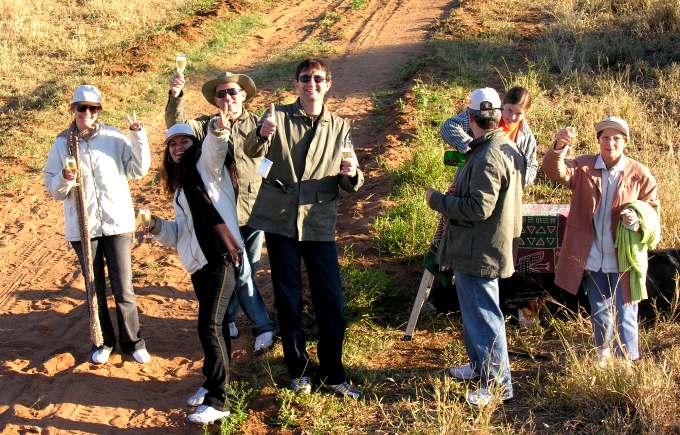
139, 208, 152, 239
176, 54, 187, 74
565, 126, 577, 146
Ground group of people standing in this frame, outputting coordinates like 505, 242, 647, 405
44, 58, 363, 424
43, 57, 660, 424
427, 86, 659, 405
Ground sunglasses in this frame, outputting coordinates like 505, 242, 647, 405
298, 74, 327, 84
216, 88, 241, 98
76, 104, 100, 113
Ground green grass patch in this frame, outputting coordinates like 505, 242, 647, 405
349, 0, 367, 11
216, 380, 257, 434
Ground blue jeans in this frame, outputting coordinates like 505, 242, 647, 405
585, 271, 639, 360
72, 234, 145, 352
226, 226, 275, 336
265, 232, 347, 385
454, 270, 512, 395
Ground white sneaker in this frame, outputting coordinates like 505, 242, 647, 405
132, 349, 151, 364
465, 388, 513, 406
187, 405, 230, 425
446, 363, 480, 380
187, 386, 208, 407
228, 322, 239, 338
596, 347, 612, 368
91, 346, 112, 364
253, 331, 274, 352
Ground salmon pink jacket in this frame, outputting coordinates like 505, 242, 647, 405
542, 147, 659, 303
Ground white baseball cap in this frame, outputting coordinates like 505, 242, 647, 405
164, 123, 196, 144
468, 87, 502, 111
71, 85, 103, 106
594, 115, 629, 137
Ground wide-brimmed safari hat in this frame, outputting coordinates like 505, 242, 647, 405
201, 72, 256, 106
594, 115, 629, 137
71, 85, 102, 106
164, 123, 196, 145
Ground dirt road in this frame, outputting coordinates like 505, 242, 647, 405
0, 0, 451, 432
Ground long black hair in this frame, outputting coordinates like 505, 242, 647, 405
160, 135, 201, 195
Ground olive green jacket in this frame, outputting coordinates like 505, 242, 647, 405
243, 101, 364, 241
165, 92, 263, 226
428, 129, 523, 279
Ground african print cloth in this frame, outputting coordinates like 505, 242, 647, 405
516, 204, 569, 273
426, 203, 569, 276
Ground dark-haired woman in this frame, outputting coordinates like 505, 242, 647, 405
149, 113, 242, 425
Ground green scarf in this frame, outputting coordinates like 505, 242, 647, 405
615, 200, 661, 303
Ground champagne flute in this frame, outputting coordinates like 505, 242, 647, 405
341, 146, 353, 160
176, 54, 187, 74
65, 155, 77, 171
139, 208, 152, 239
565, 126, 577, 146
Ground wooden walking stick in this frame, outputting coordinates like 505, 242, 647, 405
68, 128, 104, 347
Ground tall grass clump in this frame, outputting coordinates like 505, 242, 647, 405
379, 377, 521, 433
372, 82, 463, 259
540, 340, 680, 432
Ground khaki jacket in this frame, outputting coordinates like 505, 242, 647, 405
243, 101, 364, 241
165, 93, 262, 226
429, 129, 524, 279
542, 148, 659, 302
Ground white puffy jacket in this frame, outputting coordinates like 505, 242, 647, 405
155, 123, 243, 275
43, 124, 151, 241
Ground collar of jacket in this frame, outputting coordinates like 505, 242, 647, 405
291, 99, 330, 123
468, 128, 504, 151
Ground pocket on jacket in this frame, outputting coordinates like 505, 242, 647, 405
253, 182, 289, 222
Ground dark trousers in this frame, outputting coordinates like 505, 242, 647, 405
72, 234, 145, 352
265, 232, 346, 385
190, 260, 236, 409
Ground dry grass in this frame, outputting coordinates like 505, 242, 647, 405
0, 0, 211, 98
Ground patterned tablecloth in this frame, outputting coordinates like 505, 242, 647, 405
516, 204, 570, 274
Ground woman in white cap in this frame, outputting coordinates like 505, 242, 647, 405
43, 84, 152, 365
147, 112, 242, 425
543, 115, 660, 363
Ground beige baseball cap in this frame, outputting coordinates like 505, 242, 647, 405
594, 115, 629, 137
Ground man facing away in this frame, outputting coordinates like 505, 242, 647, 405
426, 87, 524, 406
244, 58, 364, 399
166, 70, 276, 358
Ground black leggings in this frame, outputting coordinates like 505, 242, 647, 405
190, 260, 237, 409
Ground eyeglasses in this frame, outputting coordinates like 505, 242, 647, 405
298, 74, 327, 83
76, 105, 100, 113
216, 88, 241, 98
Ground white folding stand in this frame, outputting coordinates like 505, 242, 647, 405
402, 269, 435, 341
